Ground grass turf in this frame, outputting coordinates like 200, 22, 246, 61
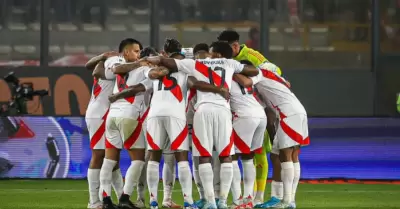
0, 180, 399, 209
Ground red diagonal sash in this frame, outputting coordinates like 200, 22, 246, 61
195, 61, 228, 89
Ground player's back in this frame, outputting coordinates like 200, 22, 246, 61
255, 69, 306, 116
230, 80, 265, 118
109, 66, 149, 118
86, 78, 114, 119
193, 58, 239, 109
148, 71, 188, 120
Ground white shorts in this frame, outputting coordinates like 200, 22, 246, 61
232, 117, 267, 154
85, 118, 106, 150
271, 114, 310, 154
146, 116, 189, 151
192, 104, 234, 157
105, 117, 146, 149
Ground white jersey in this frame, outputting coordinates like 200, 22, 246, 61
175, 58, 244, 110
230, 80, 266, 118
108, 61, 150, 119
85, 56, 120, 119
85, 78, 114, 119
141, 70, 188, 120
251, 69, 306, 117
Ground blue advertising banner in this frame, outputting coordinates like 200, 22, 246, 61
0, 117, 399, 179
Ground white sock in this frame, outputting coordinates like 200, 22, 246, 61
111, 169, 124, 199
212, 151, 221, 199
231, 160, 242, 205
199, 163, 216, 205
137, 160, 148, 201
292, 162, 301, 202
242, 159, 256, 200
124, 160, 145, 196
88, 169, 101, 204
271, 180, 283, 200
219, 163, 233, 203
100, 159, 117, 198
163, 154, 175, 202
192, 156, 205, 200
147, 161, 160, 203
178, 161, 194, 204
281, 162, 294, 204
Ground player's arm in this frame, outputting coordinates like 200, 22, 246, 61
112, 60, 149, 74
233, 74, 253, 88
265, 107, 277, 140
108, 83, 147, 103
85, 51, 119, 70
92, 61, 106, 79
147, 66, 170, 79
187, 76, 229, 100
240, 64, 259, 76
143, 56, 195, 74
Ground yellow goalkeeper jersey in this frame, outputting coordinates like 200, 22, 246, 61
234, 44, 282, 76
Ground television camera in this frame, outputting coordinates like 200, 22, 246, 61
0, 72, 48, 115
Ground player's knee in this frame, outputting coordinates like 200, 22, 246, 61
90, 149, 105, 168
219, 155, 232, 163
128, 148, 146, 161
199, 156, 212, 164
174, 150, 188, 162
241, 153, 254, 160
279, 148, 293, 162
148, 150, 163, 162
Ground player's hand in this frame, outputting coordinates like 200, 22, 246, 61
286, 80, 291, 88
108, 94, 118, 103
219, 87, 230, 101
143, 56, 162, 65
101, 51, 119, 59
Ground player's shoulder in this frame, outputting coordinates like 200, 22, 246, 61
105, 56, 125, 68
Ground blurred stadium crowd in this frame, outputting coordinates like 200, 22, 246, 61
0, 0, 399, 68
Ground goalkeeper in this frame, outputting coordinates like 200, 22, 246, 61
218, 30, 283, 207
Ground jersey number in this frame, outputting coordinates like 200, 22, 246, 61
239, 85, 254, 95
157, 74, 178, 91
208, 67, 226, 87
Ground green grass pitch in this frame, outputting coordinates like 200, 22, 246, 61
0, 180, 398, 209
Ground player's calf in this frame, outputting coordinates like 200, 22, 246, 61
279, 148, 295, 205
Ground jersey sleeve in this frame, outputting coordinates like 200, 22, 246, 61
229, 59, 245, 73
175, 59, 195, 74
247, 48, 267, 67
140, 79, 153, 91
142, 66, 152, 79
250, 70, 263, 85
104, 56, 123, 79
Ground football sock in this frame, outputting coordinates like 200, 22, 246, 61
111, 168, 124, 199
163, 154, 176, 202
212, 151, 221, 199
231, 160, 242, 205
271, 180, 283, 200
199, 163, 216, 205
281, 162, 294, 204
242, 159, 256, 200
219, 163, 233, 203
88, 168, 101, 204
137, 160, 147, 201
292, 162, 301, 202
123, 160, 145, 196
100, 158, 117, 198
254, 147, 268, 201
192, 156, 205, 199
178, 161, 194, 204
147, 161, 160, 203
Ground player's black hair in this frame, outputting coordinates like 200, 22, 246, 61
118, 38, 143, 53
193, 43, 209, 55
163, 38, 182, 53
140, 46, 158, 57
217, 30, 240, 44
240, 60, 253, 66
210, 41, 233, 59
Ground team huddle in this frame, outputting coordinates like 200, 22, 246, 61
84, 30, 310, 209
